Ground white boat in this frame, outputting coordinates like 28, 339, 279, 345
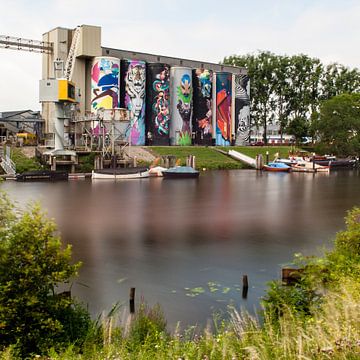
148, 166, 167, 177
291, 161, 330, 173
92, 167, 149, 180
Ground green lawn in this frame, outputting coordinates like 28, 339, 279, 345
149, 146, 300, 170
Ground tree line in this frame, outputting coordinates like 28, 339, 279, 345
223, 51, 360, 155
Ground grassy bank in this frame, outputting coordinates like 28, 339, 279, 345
1, 199, 359, 359
149, 146, 298, 170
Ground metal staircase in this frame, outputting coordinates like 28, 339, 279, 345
0, 146, 16, 175
63, 26, 81, 81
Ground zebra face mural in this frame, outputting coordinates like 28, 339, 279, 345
121, 60, 146, 145
215, 72, 232, 146
192, 68, 213, 145
235, 74, 250, 146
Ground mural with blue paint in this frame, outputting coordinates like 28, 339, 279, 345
146, 63, 170, 145
215, 72, 232, 146
91, 57, 120, 112
192, 68, 213, 145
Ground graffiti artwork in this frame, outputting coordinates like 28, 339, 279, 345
234, 74, 250, 146
145, 63, 170, 145
215, 72, 232, 146
121, 60, 146, 145
192, 68, 213, 145
170, 67, 193, 146
91, 57, 120, 112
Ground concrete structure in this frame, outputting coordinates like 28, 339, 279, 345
41, 25, 247, 147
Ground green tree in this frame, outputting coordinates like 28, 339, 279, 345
224, 51, 277, 144
0, 193, 91, 357
286, 116, 309, 144
312, 93, 360, 156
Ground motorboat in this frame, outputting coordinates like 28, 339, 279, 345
16, 170, 68, 182
262, 162, 291, 172
148, 166, 167, 177
291, 161, 330, 173
162, 166, 200, 179
91, 167, 149, 180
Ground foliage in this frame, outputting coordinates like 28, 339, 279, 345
126, 302, 167, 350
286, 116, 309, 144
312, 93, 360, 156
1, 194, 360, 359
0, 195, 91, 357
150, 146, 246, 169
77, 152, 96, 173
223, 52, 360, 148
8, 147, 42, 173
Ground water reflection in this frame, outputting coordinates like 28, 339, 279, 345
1, 170, 360, 328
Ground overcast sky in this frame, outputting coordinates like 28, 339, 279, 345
1, 0, 360, 112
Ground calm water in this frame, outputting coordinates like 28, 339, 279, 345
2, 169, 360, 329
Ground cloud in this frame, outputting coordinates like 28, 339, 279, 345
1, 0, 360, 111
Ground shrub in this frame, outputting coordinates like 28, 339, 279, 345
127, 303, 167, 350
0, 193, 91, 357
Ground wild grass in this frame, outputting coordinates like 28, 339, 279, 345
4, 280, 355, 360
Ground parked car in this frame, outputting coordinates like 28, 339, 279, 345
250, 141, 265, 146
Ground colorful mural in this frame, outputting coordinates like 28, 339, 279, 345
170, 67, 193, 146
192, 69, 213, 145
145, 63, 170, 145
215, 72, 232, 146
91, 57, 120, 112
120, 59, 146, 145
234, 74, 250, 146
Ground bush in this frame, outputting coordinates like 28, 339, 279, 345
127, 303, 167, 350
0, 192, 91, 357
9, 147, 42, 173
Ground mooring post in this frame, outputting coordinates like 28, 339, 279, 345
242, 275, 249, 299
266, 151, 269, 164
130, 287, 135, 314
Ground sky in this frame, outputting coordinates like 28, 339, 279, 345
1, 0, 360, 112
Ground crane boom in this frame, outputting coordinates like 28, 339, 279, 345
0, 35, 53, 54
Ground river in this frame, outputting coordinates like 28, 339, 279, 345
1, 169, 360, 329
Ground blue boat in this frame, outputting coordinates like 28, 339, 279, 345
162, 166, 200, 179
262, 162, 291, 172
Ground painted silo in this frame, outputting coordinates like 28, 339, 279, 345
170, 66, 193, 146
145, 63, 170, 146
120, 59, 146, 145
192, 68, 213, 145
91, 57, 120, 112
234, 74, 251, 146
215, 72, 232, 146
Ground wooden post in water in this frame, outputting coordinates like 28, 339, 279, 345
242, 275, 249, 299
266, 151, 269, 165
129, 287, 135, 314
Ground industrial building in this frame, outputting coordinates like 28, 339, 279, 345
40, 25, 250, 154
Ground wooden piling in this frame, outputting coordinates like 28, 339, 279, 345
242, 275, 249, 299
129, 287, 135, 313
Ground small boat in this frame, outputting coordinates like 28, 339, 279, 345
263, 162, 291, 172
311, 156, 356, 169
92, 167, 149, 180
16, 170, 68, 182
162, 166, 200, 179
291, 161, 330, 173
148, 166, 167, 177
